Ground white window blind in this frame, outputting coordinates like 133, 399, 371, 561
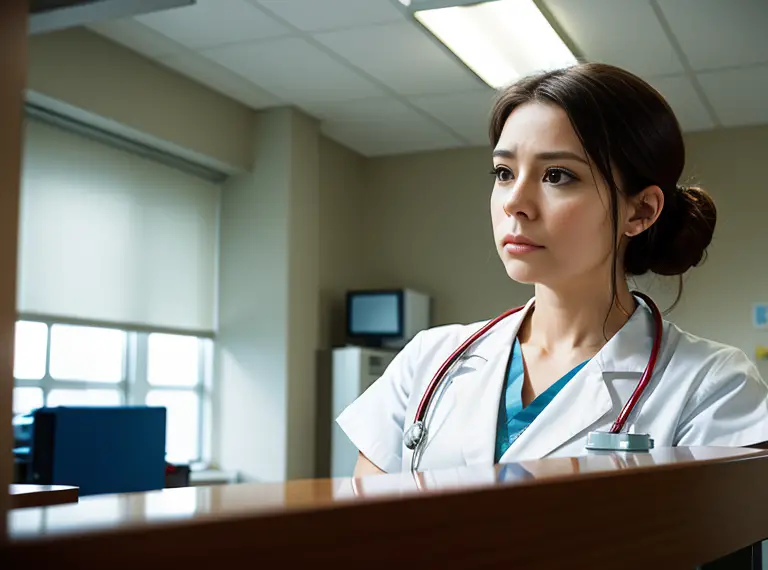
18, 119, 220, 333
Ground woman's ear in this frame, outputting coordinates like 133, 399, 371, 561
624, 185, 664, 237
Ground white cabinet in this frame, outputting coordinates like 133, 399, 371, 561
330, 346, 395, 478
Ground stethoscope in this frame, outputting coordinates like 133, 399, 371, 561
403, 292, 663, 471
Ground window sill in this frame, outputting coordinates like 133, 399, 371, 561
188, 469, 237, 486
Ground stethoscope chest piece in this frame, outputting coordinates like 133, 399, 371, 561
404, 421, 426, 450
585, 431, 654, 452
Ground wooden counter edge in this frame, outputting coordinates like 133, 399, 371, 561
9, 485, 79, 510
3, 450, 768, 569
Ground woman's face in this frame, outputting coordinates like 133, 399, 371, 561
490, 101, 622, 289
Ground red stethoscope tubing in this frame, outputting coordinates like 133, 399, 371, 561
610, 291, 663, 433
413, 292, 663, 435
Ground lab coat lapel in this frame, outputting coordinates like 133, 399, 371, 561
498, 299, 655, 462
499, 357, 612, 461
461, 298, 535, 466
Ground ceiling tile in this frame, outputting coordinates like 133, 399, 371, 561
157, 53, 283, 110
657, 0, 768, 71
647, 75, 715, 132
408, 89, 496, 146
253, 0, 404, 32
314, 22, 483, 96
135, 0, 290, 50
88, 19, 187, 59
315, 98, 465, 156
697, 65, 768, 127
544, 0, 684, 77
203, 37, 386, 105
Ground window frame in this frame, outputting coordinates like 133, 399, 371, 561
13, 316, 211, 464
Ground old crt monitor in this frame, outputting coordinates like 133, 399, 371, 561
346, 289, 430, 348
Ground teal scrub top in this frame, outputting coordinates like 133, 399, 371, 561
494, 339, 590, 463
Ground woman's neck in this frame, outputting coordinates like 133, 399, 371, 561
519, 279, 636, 354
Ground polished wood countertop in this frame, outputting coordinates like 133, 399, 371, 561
4, 447, 768, 569
9, 485, 78, 510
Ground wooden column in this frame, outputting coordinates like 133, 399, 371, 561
0, 0, 27, 543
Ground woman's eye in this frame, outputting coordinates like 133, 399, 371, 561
543, 168, 576, 186
491, 167, 514, 182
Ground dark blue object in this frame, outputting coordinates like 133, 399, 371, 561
29, 406, 166, 496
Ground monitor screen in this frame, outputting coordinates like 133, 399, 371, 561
348, 291, 402, 336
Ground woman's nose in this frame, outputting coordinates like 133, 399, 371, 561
502, 177, 536, 220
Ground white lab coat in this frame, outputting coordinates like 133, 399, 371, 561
336, 297, 768, 473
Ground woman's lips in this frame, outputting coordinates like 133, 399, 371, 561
502, 234, 544, 255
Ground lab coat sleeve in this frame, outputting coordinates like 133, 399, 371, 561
335, 332, 425, 474
675, 349, 768, 447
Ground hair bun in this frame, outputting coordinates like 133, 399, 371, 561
650, 185, 717, 275
625, 185, 717, 277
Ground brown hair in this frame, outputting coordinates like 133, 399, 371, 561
489, 63, 716, 306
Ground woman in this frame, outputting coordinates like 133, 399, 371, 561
337, 63, 768, 476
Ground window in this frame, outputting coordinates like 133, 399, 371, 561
13, 386, 43, 415
47, 389, 123, 407
146, 332, 204, 464
12, 320, 210, 464
14, 321, 47, 380
147, 390, 199, 464
148, 333, 198, 387
49, 324, 124, 383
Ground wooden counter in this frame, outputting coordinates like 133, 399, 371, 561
3, 447, 768, 568
9, 485, 78, 510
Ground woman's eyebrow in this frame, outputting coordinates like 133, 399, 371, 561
492, 148, 589, 165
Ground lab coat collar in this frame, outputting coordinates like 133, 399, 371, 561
595, 295, 657, 375
465, 297, 536, 362
460, 295, 656, 465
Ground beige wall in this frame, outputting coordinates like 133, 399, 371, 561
364, 146, 533, 327
314, 137, 373, 477
285, 111, 321, 479
28, 28, 254, 173
668, 125, 768, 375
318, 137, 372, 348
217, 108, 324, 482
362, 126, 768, 371
215, 110, 290, 482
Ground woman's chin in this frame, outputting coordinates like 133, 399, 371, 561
503, 261, 541, 285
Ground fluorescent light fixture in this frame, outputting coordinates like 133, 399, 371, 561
413, 0, 577, 89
